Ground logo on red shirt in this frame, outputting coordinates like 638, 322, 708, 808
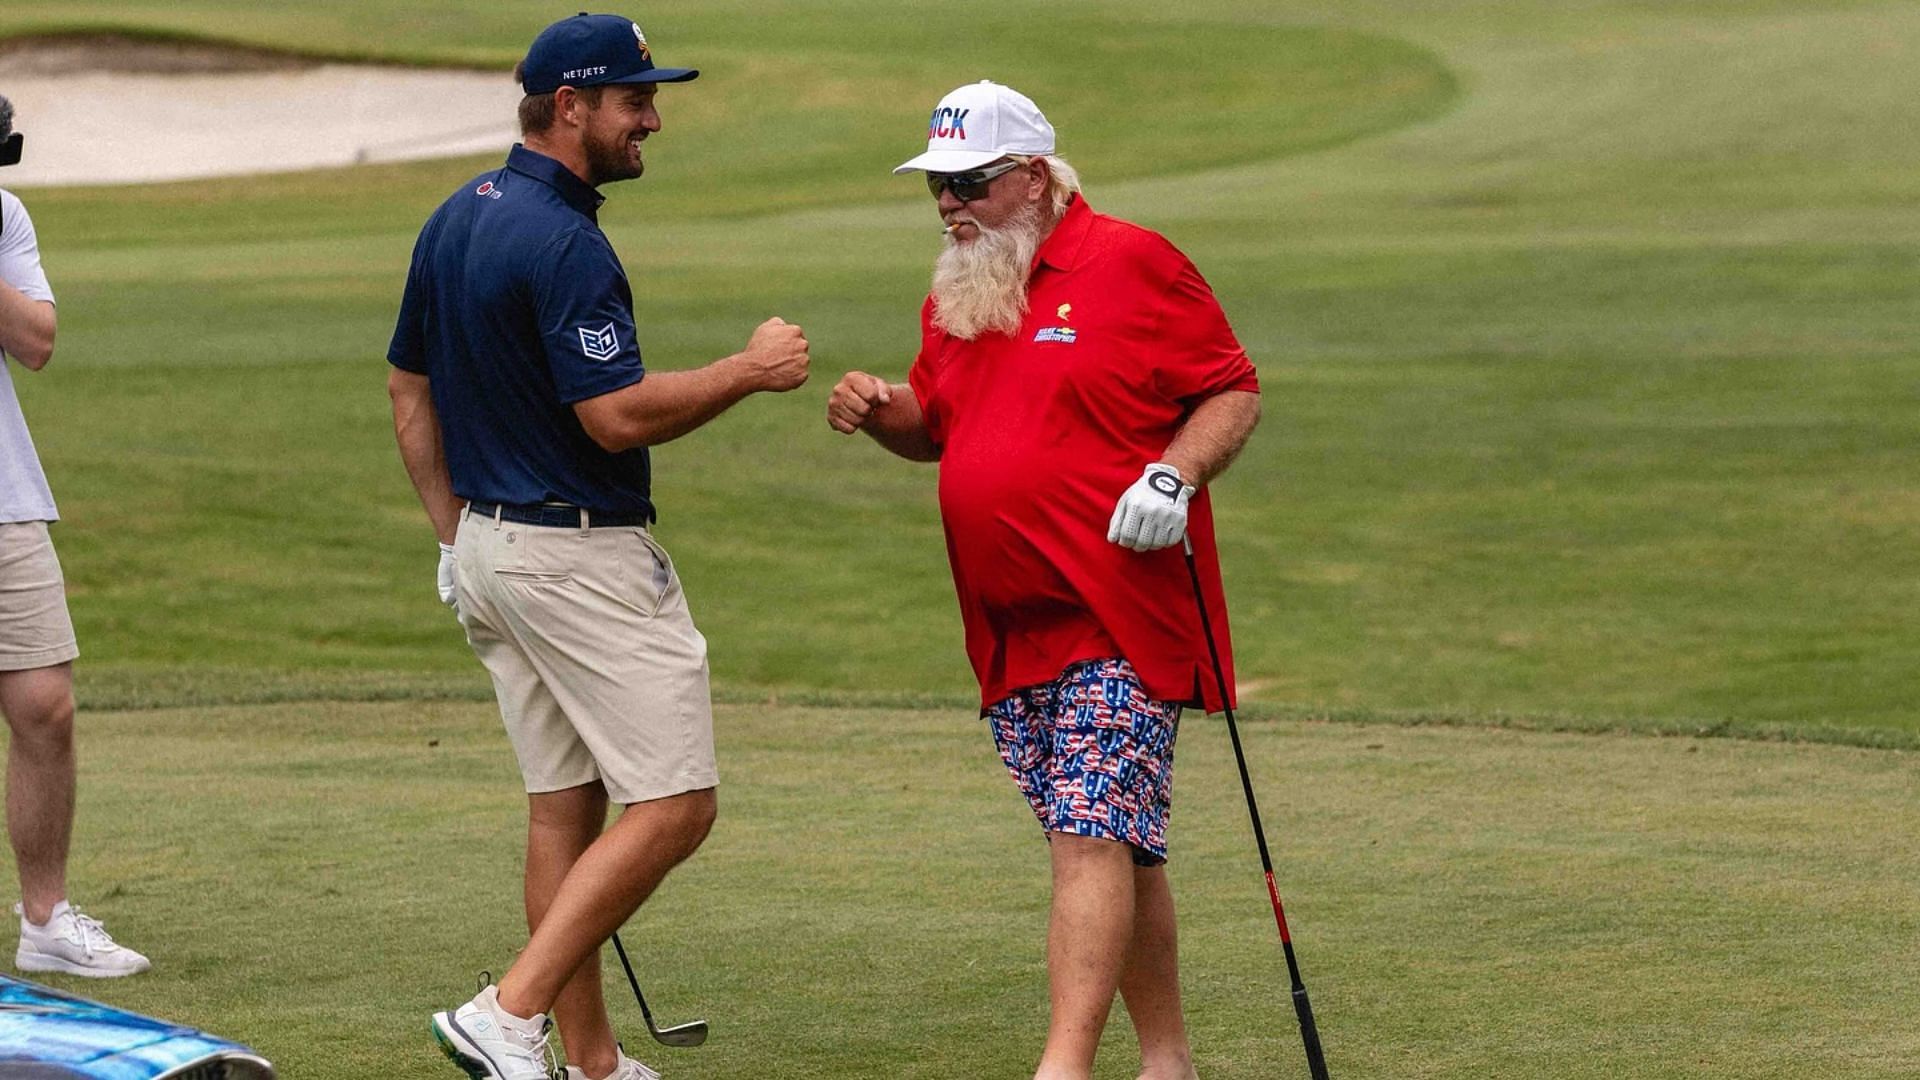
1033, 327, 1077, 344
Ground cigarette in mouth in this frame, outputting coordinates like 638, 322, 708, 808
942, 222, 962, 235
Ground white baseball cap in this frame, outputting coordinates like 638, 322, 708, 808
893, 80, 1056, 175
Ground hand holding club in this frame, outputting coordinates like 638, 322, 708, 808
1108, 463, 1195, 551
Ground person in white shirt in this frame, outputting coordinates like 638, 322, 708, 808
0, 94, 149, 978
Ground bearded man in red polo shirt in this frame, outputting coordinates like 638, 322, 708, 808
828, 81, 1261, 1080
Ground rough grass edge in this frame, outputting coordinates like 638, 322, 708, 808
0, 23, 514, 71
72, 669, 1919, 752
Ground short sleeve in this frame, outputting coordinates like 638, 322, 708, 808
0, 191, 54, 304
907, 295, 947, 448
533, 229, 645, 404
386, 222, 434, 374
1151, 256, 1258, 404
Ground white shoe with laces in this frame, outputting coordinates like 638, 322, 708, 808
14, 900, 151, 978
565, 1048, 661, 1080
432, 982, 558, 1080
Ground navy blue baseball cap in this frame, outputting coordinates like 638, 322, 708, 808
520, 13, 699, 95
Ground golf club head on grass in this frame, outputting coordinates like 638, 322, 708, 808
610, 931, 710, 1049
646, 1017, 708, 1048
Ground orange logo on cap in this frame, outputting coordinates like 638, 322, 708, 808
633, 23, 650, 61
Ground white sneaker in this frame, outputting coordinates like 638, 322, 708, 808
565, 1048, 661, 1080
432, 983, 557, 1080
14, 900, 151, 978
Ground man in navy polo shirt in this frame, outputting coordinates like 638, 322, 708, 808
388, 14, 809, 1080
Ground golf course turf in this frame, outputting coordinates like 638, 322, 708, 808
1, 1, 1916, 1076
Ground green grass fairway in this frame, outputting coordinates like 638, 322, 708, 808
4, 0, 1918, 737
35, 701, 1920, 1079
0, 1, 1916, 1076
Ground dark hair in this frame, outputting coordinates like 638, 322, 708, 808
511, 60, 603, 134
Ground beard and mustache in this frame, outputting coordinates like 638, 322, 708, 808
929, 202, 1045, 341
583, 123, 644, 186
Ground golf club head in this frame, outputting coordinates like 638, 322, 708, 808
649, 1019, 708, 1048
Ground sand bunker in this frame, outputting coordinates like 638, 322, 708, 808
0, 35, 521, 187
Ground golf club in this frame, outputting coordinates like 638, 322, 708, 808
609, 931, 709, 1048
1182, 535, 1331, 1080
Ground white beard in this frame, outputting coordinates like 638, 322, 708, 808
929, 204, 1044, 340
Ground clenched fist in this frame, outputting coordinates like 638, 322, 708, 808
739, 317, 810, 392
827, 371, 894, 434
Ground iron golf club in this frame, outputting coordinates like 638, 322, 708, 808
1183, 535, 1331, 1080
610, 931, 709, 1048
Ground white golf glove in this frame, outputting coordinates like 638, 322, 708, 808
1108, 463, 1195, 552
436, 542, 460, 615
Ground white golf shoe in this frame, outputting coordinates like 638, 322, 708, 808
565, 1048, 662, 1080
432, 983, 557, 1080
14, 900, 151, 978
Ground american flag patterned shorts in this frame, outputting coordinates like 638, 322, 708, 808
984, 657, 1182, 867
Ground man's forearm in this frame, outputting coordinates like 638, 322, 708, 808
581, 357, 760, 452
865, 384, 941, 462
1159, 390, 1260, 486
388, 370, 462, 543
0, 280, 55, 370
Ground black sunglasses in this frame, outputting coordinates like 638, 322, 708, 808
925, 159, 1023, 202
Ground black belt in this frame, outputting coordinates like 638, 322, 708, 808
466, 501, 652, 529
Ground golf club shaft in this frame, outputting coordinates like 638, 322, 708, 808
609, 931, 662, 1031
609, 931, 711, 1048
1183, 537, 1330, 1080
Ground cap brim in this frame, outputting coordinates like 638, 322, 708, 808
891, 148, 1008, 175
607, 67, 700, 84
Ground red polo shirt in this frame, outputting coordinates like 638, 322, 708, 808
909, 195, 1258, 712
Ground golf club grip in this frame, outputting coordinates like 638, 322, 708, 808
1293, 983, 1330, 1080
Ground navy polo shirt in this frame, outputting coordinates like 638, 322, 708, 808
388, 145, 654, 518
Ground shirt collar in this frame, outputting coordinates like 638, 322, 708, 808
1032, 193, 1093, 275
506, 144, 606, 217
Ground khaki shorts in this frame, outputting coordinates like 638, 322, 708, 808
454, 507, 717, 805
0, 521, 79, 672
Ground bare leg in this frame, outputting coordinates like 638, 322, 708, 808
496, 786, 716, 1032
0, 664, 75, 925
521, 782, 620, 1079
1119, 865, 1198, 1080
1034, 832, 1137, 1080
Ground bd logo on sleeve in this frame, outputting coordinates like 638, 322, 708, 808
578, 322, 620, 361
